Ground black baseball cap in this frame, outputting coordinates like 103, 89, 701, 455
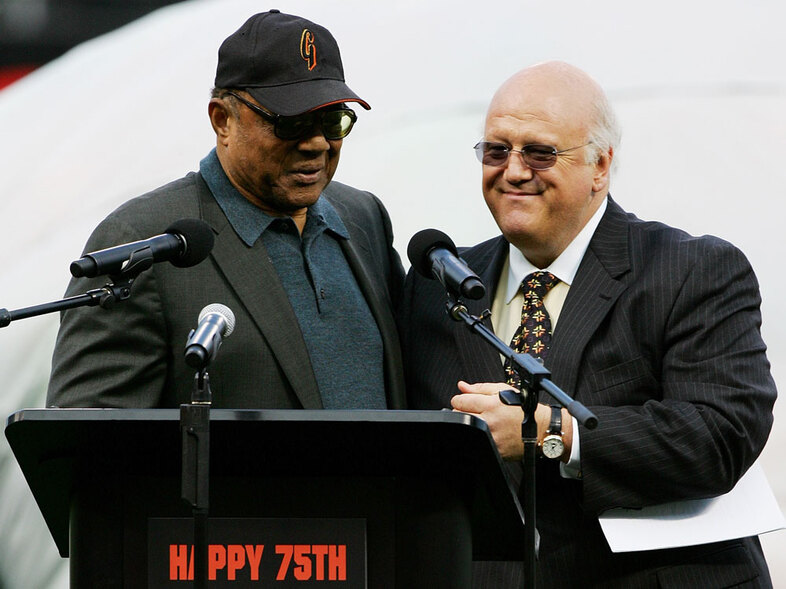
215, 10, 370, 116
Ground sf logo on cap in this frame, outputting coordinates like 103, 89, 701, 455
300, 29, 316, 71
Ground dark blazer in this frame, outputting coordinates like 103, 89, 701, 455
399, 197, 776, 588
47, 172, 406, 410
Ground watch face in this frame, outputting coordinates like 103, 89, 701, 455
542, 435, 564, 459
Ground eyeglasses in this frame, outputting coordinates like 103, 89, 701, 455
473, 141, 591, 170
225, 91, 357, 140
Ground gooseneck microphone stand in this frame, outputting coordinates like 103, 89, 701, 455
444, 293, 598, 589
181, 368, 212, 589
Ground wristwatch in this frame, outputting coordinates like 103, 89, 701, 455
541, 406, 565, 459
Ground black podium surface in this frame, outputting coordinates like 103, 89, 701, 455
6, 408, 526, 587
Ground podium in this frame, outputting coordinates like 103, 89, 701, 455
5, 408, 526, 588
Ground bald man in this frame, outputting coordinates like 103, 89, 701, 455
399, 62, 776, 587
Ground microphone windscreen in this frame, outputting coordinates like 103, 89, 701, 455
166, 218, 215, 268
407, 228, 457, 278
198, 303, 236, 337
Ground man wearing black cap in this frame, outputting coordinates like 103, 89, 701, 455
47, 11, 406, 410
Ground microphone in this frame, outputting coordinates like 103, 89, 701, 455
70, 218, 214, 278
407, 229, 486, 300
184, 303, 236, 369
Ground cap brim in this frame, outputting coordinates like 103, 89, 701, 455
245, 79, 370, 116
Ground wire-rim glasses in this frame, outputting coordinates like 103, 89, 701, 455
474, 141, 592, 170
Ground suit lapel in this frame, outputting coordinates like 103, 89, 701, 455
337, 221, 406, 406
453, 237, 510, 383
547, 198, 632, 398
199, 185, 322, 409
337, 219, 387, 326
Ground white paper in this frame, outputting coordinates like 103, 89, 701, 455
598, 462, 786, 553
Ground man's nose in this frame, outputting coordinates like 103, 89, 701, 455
503, 150, 535, 182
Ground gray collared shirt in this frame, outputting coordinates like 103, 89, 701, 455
199, 149, 386, 409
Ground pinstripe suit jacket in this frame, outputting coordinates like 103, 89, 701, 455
399, 197, 776, 588
47, 172, 406, 410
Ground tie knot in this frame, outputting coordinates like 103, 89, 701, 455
521, 271, 560, 301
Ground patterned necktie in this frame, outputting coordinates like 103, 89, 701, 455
504, 271, 561, 388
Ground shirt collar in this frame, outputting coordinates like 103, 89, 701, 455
199, 148, 349, 246
505, 196, 608, 303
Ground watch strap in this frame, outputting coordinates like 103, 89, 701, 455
548, 405, 562, 436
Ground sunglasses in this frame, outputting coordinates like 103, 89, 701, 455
225, 91, 357, 140
473, 141, 591, 170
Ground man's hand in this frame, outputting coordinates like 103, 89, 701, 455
450, 381, 545, 460
451, 381, 572, 462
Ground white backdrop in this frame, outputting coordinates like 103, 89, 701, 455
0, 0, 784, 586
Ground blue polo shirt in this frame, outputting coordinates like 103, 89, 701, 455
199, 150, 386, 409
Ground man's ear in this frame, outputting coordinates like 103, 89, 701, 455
592, 146, 613, 193
208, 98, 232, 144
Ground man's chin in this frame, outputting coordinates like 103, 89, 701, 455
493, 211, 540, 241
